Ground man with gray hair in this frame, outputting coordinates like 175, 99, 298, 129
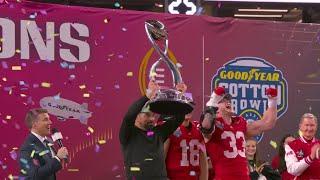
285, 113, 320, 179
19, 108, 68, 180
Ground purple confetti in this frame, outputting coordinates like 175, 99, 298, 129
95, 144, 100, 153
95, 86, 102, 90
4, 87, 12, 91
27, 96, 33, 104
19, 81, 25, 85
34, 59, 41, 63
10, 150, 17, 160
2, 165, 7, 170
114, 84, 120, 89
1, 61, 8, 69
101, 35, 105, 40
9, 4, 14, 8
33, 84, 39, 88
95, 101, 102, 107
147, 131, 154, 137
118, 54, 124, 59
14, 123, 21, 130
21, 62, 27, 67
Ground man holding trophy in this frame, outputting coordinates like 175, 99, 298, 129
119, 20, 194, 179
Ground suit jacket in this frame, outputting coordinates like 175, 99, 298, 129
19, 133, 62, 180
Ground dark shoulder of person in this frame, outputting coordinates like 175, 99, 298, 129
261, 164, 281, 180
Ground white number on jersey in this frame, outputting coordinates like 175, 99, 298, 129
221, 131, 246, 158
180, 139, 201, 166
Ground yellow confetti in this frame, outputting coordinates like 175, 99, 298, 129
21, 169, 27, 174
298, 130, 302, 136
83, 93, 90, 98
41, 82, 51, 88
88, 127, 94, 133
126, 72, 133, 77
20, 94, 27, 97
79, 85, 86, 89
104, 18, 109, 23
2, 77, 7, 81
150, 72, 157, 78
12, 66, 22, 71
269, 140, 277, 149
98, 140, 106, 144
30, 150, 35, 158
6, 115, 12, 120
39, 150, 49, 156
68, 169, 79, 172
16, 49, 21, 53
130, 167, 140, 171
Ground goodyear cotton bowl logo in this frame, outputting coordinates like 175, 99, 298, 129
212, 57, 288, 142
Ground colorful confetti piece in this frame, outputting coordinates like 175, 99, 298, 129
95, 144, 100, 153
88, 127, 94, 133
126, 72, 133, 77
79, 85, 86, 89
114, 2, 120, 7
104, 18, 109, 23
147, 131, 154, 137
1, 61, 8, 69
269, 140, 277, 149
98, 140, 106, 144
41, 82, 51, 88
130, 167, 140, 171
83, 93, 90, 98
10, 150, 17, 160
5, 115, 11, 120
39, 150, 50, 156
68, 169, 79, 172
11, 66, 22, 71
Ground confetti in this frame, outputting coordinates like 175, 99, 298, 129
2, 77, 7, 81
1, 61, 8, 69
118, 54, 124, 59
147, 131, 154, 137
21, 169, 27, 174
60, 62, 69, 68
14, 123, 20, 130
95, 144, 100, 153
121, 27, 127, 32
114, 84, 120, 89
130, 167, 140, 171
126, 72, 133, 77
155, 3, 164, 8
12, 66, 22, 71
53, 94, 60, 100
88, 127, 94, 133
29, 14, 36, 19
95, 86, 102, 90
68, 169, 79, 172
68, 64, 75, 69
10, 150, 17, 160
15, 49, 21, 53
95, 101, 102, 107
69, 74, 76, 80
144, 158, 153, 161
269, 140, 277, 149
83, 93, 90, 98
103, 18, 109, 23
189, 171, 196, 176
6, 115, 11, 120
39, 150, 50, 156
79, 85, 86, 89
98, 140, 106, 144
112, 165, 119, 171
41, 82, 51, 88
30, 150, 35, 158
13, 147, 18, 150
114, 2, 120, 8
20, 93, 27, 97
176, 63, 182, 68
205, 57, 210, 61
20, 158, 28, 164
33, 83, 39, 88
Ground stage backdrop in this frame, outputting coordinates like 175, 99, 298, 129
1, 1, 320, 179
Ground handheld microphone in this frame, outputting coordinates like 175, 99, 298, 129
51, 128, 68, 162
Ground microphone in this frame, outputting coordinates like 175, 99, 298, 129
51, 128, 68, 162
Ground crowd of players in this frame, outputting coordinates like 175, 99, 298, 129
120, 81, 320, 180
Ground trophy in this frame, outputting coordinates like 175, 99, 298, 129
144, 20, 194, 115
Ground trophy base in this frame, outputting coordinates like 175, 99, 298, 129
149, 100, 193, 115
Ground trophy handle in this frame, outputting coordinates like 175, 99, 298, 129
145, 21, 183, 87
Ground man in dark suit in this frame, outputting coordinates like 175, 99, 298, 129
19, 108, 68, 180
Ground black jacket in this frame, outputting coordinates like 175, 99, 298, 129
119, 96, 185, 180
19, 133, 62, 180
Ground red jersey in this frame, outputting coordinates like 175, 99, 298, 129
206, 116, 250, 180
285, 136, 320, 180
166, 121, 205, 180
271, 155, 295, 180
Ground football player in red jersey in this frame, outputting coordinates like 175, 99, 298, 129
164, 112, 208, 180
285, 113, 320, 179
200, 86, 278, 180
